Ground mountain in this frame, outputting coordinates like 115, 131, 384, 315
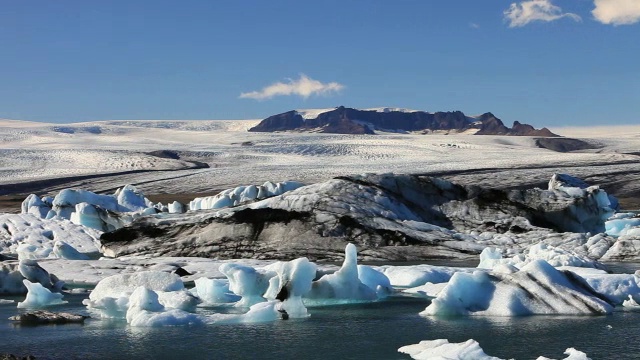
248, 106, 558, 136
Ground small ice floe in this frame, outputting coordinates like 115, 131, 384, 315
17, 280, 67, 309
398, 338, 591, 360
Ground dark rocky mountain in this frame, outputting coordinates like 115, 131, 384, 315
248, 106, 558, 136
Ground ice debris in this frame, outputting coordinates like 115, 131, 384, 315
398, 338, 591, 360
189, 181, 305, 210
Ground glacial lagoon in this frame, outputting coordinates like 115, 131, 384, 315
2, 264, 640, 360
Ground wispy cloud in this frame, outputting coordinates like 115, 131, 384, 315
469, 22, 480, 29
592, 0, 640, 25
239, 74, 345, 100
504, 0, 582, 27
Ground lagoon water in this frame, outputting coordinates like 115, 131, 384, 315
2, 292, 640, 360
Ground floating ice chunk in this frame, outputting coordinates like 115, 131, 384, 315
402, 282, 448, 298
381, 265, 461, 287
398, 338, 591, 360
115, 185, 148, 212
605, 217, 640, 237
537, 348, 592, 360
168, 201, 185, 214
306, 244, 377, 303
423, 260, 612, 316
52, 240, 90, 260
70, 203, 105, 231
84, 271, 185, 318
263, 257, 317, 318
357, 265, 392, 297
126, 287, 204, 327
398, 339, 501, 360
17, 280, 66, 308
193, 278, 241, 304
622, 295, 640, 307
477, 247, 505, 270
219, 263, 275, 307
206, 301, 284, 324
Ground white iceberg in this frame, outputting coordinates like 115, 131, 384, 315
263, 257, 317, 318
398, 338, 591, 360
306, 243, 378, 303
218, 263, 274, 307
189, 181, 305, 211
126, 286, 204, 327
83, 271, 189, 318
192, 278, 240, 304
17, 280, 66, 308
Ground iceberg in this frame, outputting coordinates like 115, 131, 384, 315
17, 280, 66, 308
192, 278, 240, 304
126, 286, 204, 327
263, 257, 317, 318
218, 263, 274, 307
83, 271, 189, 318
398, 338, 591, 360
306, 243, 378, 303
423, 260, 613, 316
189, 181, 305, 211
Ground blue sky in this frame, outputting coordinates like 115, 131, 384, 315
0, 0, 638, 126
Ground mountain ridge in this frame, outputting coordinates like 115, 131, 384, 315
249, 106, 558, 136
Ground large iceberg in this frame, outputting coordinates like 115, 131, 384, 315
83, 271, 193, 318
423, 260, 613, 316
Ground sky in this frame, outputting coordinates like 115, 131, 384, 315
0, 0, 638, 127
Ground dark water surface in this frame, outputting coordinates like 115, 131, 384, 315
1, 292, 640, 360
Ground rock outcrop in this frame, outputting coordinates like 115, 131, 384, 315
9, 310, 89, 325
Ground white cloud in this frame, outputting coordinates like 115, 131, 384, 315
469, 22, 480, 29
504, 0, 582, 27
592, 0, 640, 25
239, 74, 344, 100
